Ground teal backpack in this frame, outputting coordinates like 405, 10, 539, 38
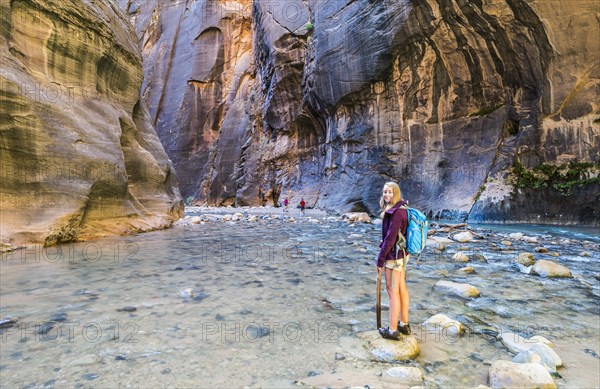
395, 205, 429, 262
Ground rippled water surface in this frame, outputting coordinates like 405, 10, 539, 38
1, 212, 599, 388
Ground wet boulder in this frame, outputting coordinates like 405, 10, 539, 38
515, 252, 535, 266
488, 360, 556, 389
531, 260, 572, 278
382, 366, 424, 385
522, 236, 539, 243
471, 254, 488, 263
422, 313, 464, 336
453, 231, 474, 243
434, 280, 481, 298
513, 344, 561, 374
500, 333, 561, 368
357, 331, 419, 362
343, 213, 372, 223
457, 266, 476, 274
452, 252, 470, 262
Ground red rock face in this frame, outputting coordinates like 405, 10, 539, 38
124, 0, 599, 224
1, 0, 183, 246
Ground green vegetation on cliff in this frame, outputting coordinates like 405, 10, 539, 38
511, 160, 600, 196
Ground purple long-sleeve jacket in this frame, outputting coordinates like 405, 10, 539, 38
377, 200, 409, 268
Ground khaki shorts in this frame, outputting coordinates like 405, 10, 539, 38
385, 255, 409, 271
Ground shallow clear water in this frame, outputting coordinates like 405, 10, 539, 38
1, 214, 599, 388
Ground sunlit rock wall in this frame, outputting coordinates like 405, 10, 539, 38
0, 0, 183, 246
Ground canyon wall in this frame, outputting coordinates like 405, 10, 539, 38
0, 0, 183, 246
122, 0, 599, 224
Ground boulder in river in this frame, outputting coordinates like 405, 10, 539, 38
358, 330, 419, 362
522, 236, 539, 243
471, 254, 488, 263
452, 252, 470, 262
452, 231, 473, 243
434, 280, 480, 298
422, 313, 464, 336
343, 213, 372, 223
531, 260, 572, 278
457, 266, 476, 274
499, 333, 561, 367
382, 366, 424, 385
515, 252, 535, 266
488, 360, 556, 389
429, 236, 455, 244
513, 343, 561, 374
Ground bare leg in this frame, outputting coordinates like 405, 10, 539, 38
397, 267, 410, 323
385, 267, 401, 330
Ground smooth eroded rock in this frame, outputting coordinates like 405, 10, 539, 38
516, 253, 536, 266
453, 231, 474, 243
513, 344, 561, 373
434, 280, 480, 298
344, 213, 373, 224
457, 266, 476, 274
531, 260, 573, 278
382, 366, 424, 385
499, 333, 560, 368
488, 360, 556, 389
452, 252, 470, 262
422, 314, 464, 336
1, 0, 183, 245
358, 330, 419, 362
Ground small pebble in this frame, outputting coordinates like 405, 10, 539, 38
116, 306, 137, 312
81, 373, 98, 381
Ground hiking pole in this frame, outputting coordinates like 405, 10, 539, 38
376, 269, 382, 329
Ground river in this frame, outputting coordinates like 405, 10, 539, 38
1, 208, 598, 388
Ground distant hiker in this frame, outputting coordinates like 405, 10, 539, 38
283, 197, 289, 212
300, 198, 306, 214
376, 181, 411, 340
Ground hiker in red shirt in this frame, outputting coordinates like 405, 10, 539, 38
300, 198, 306, 214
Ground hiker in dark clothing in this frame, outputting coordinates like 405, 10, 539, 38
376, 182, 411, 340
283, 197, 289, 212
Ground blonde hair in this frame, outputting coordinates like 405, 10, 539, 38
380, 182, 402, 218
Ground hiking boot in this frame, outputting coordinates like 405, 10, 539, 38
398, 323, 411, 335
378, 327, 401, 340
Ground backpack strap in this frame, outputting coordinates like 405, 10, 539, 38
395, 205, 409, 259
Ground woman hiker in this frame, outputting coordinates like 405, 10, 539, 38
376, 181, 411, 340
